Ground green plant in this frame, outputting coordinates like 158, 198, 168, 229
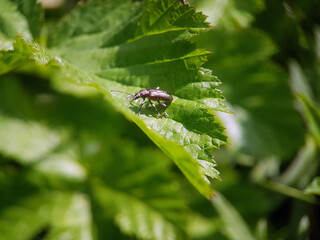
1, 0, 320, 239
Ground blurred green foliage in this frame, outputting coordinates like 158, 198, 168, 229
0, 0, 320, 239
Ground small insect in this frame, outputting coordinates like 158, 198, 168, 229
111, 87, 173, 118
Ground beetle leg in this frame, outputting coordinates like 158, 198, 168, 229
158, 101, 168, 117
138, 98, 146, 115
149, 99, 162, 118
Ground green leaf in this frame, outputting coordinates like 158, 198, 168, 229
289, 60, 320, 147
0, 35, 52, 74
278, 135, 318, 188
0, 32, 14, 51
0, 190, 93, 240
0, 0, 32, 50
93, 181, 182, 240
33, 146, 87, 182
259, 180, 316, 204
88, 140, 188, 239
0, 113, 67, 164
52, 0, 227, 197
211, 192, 256, 240
298, 96, 320, 149
0, 193, 52, 240
0, 169, 89, 240
0, 0, 228, 197
10, 0, 43, 39
305, 177, 320, 196
186, 214, 222, 238
197, 28, 305, 158
0, 76, 70, 164
255, 219, 268, 240
45, 193, 93, 240
197, 0, 265, 30
0, 76, 88, 183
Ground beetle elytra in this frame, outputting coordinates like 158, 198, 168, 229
111, 87, 173, 118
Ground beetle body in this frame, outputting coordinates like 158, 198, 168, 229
133, 88, 173, 102
111, 87, 173, 118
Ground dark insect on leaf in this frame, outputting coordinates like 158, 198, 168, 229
111, 87, 173, 118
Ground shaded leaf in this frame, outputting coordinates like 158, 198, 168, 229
0, 193, 53, 240
211, 192, 255, 240
289, 60, 320, 147
197, 28, 305, 158
255, 219, 268, 240
0, 191, 93, 240
278, 135, 318, 188
93, 181, 181, 240
196, 0, 265, 30
88, 139, 188, 239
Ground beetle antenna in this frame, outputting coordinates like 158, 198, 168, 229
111, 90, 133, 96
123, 95, 134, 103
111, 90, 134, 103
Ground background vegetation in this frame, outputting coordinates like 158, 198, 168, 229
0, 0, 319, 239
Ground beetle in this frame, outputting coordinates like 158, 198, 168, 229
111, 87, 173, 118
